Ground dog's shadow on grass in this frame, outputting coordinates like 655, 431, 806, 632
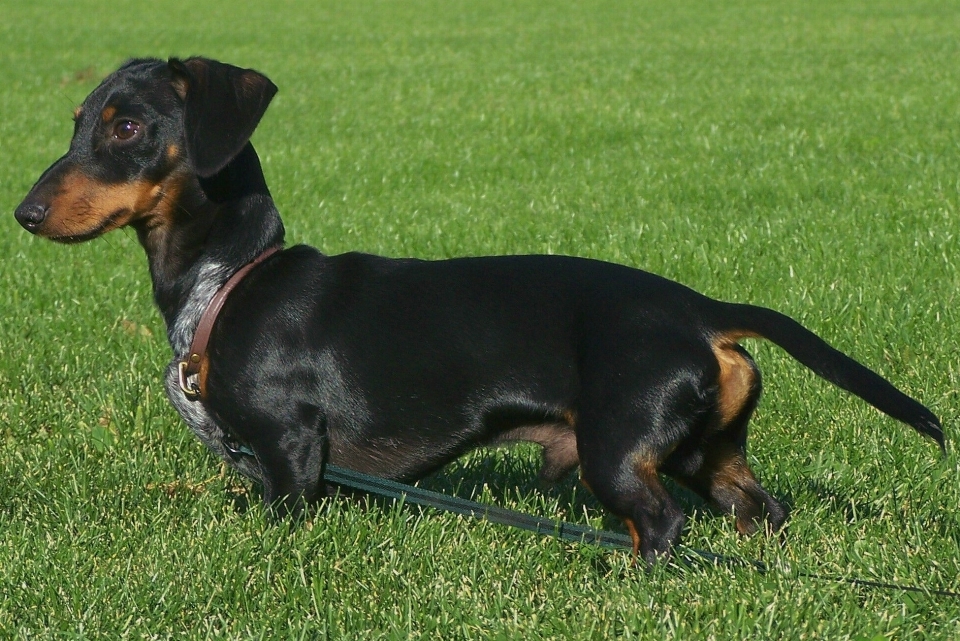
225, 445, 917, 571
227, 442, 801, 532
406, 445, 742, 551
415, 445, 607, 520
407, 447, 785, 575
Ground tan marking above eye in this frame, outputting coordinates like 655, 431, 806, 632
101, 106, 117, 122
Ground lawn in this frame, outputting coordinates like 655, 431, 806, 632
2, 0, 959, 638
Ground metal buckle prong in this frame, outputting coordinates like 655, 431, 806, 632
178, 360, 201, 400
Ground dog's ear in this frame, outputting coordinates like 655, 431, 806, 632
168, 57, 278, 178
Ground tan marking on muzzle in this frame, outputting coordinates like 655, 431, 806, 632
40, 170, 174, 241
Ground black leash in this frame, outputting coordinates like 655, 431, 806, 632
323, 464, 960, 599
324, 464, 635, 550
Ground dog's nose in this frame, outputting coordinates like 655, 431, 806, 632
14, 202, 48, 232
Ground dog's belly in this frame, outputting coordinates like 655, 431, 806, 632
324, 380, 580, 482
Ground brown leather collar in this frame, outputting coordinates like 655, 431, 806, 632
178, 245, 282, 400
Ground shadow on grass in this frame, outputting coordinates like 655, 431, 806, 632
217, 444, 878, 568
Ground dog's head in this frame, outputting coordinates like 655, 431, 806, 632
14, 57, 277, 242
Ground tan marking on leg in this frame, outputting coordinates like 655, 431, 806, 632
495, 423, 580, 482
624, 518, 641, 559
713, 453, 760, 534
696, 444, 765, 535
488, 408, 581, 482
632, 452, 659, 481
711, 334, 759, 425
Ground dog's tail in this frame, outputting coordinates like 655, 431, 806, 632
715, 302, 944, 451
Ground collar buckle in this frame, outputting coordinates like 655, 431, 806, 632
178, 360, 201, 400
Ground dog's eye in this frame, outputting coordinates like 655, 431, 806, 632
112, 120, 141, 141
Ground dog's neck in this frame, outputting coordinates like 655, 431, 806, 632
132, 142, 285, 354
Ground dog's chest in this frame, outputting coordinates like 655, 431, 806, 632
163, 362, 261, 481
162, 259, 262, 481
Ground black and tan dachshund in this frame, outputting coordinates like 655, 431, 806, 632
15, 57, 944, 563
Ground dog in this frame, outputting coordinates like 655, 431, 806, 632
14, 57, 944, 563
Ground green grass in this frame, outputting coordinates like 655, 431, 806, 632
2, 0, 960, 637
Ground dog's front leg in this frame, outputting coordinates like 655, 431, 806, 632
248, 419, 329, 517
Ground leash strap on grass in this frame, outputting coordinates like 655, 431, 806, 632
324, 464, 634, 550
323, 464, 959, 599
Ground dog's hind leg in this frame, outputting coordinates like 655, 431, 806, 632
576, 341, 718, 564
666, 341, 788, 535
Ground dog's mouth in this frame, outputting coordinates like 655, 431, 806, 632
23, 170, 173, 243
45, 207, 129, 243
